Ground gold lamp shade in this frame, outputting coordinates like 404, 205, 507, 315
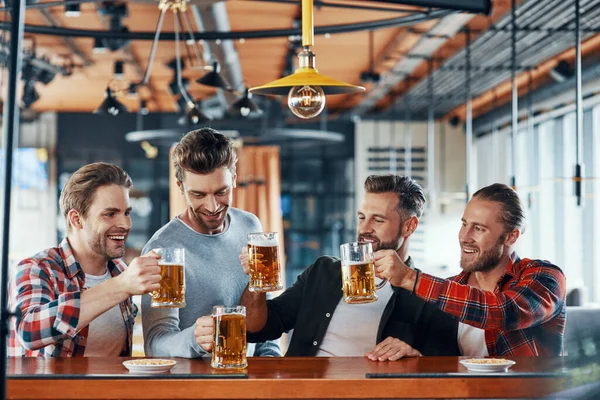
249, 0, 364, 98
249, 66, 365, 96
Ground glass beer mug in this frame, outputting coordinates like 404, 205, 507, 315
211, 305, 248, 369
340, 242, 387, 304
150, 248, 186, 308
247, 232, 283, 292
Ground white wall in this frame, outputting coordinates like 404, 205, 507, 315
354, 119, 466, 277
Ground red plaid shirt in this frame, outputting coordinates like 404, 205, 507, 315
415, 252, 566, 356
8, 238, 137, 357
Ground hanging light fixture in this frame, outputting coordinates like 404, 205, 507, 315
249, 0, 364, 119
108, 0, 221, 116
196, 61, 230, 90
94, 86, 129, 116
229, 88, 262, 117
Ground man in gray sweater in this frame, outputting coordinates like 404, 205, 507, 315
142, 128, 280, 358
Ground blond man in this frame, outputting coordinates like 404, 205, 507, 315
8, 162, 161, 357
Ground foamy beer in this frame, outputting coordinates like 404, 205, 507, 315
340, 242, 387, 304
211, 305, 248, 369
150, 248, 186, 308
247, 232, 282, 292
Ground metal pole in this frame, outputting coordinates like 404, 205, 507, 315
574, 0, 583, 206
1, 0, 26, 397
141, 7, 166, 85
510, 0, 517, 190
427, 59, 436, 208
404, 90, 411, 177
465, 28, 473, 203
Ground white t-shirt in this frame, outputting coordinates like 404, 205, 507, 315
457, 322, 489, 357
316, 280, 393, 357
83, 270, 127, 357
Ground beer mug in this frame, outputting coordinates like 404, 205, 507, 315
211, 305, 248, 369
247, 232, 283, 292
150, 248, 186, 308
340, 242, 387, 304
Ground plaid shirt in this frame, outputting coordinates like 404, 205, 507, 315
415, 252, 566, 356
8, 238, 137, 357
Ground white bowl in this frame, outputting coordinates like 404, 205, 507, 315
123, 359, 177, 374
460, 358, 516, 373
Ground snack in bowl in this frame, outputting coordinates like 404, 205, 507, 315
123, 358, 177, 374
460, 358, 516, 372
462, 358, 512, 364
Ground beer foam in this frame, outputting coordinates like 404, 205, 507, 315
248, 238, 278, 247
157, 262, 182, 266
344, 261, 373, 266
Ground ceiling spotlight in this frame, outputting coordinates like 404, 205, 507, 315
250, 0, 364, 119
550, 60, 574, 83
229, 89, 262, 117
114, 60, 124, 79
93, 37, 108, 54
65, 2, 81, 17
22, 81, 39, 109
197, 61, 230, 90
178, 101, 212, 126
140, 99, 149, 115
94, 87, 128, 116
127, 82, 138, 98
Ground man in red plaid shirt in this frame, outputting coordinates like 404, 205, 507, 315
372, 183, 566, 356
8, 163, 162, 357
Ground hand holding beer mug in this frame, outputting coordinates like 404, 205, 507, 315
211, 306, 247, 369
150, 248, 186, 308
340, 242, 387, 304
247, 232, 283, 292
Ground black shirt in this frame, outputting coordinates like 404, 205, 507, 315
247, 256, 460, 356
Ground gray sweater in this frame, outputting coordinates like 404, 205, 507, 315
142, 208, 281, 358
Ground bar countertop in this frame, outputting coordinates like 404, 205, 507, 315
6, 356, 571, 399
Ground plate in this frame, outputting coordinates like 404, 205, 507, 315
460, 358, 516, 372
123, 359, 177, 374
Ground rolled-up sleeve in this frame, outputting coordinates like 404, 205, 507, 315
414, 263, 566, 331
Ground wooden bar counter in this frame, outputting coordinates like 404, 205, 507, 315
7, 356, 570, 399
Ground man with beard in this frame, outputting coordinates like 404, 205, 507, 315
8, 163, 162, 357
142, 128, 280, 358
374, 183, 566, 356
235, 175, 459, 360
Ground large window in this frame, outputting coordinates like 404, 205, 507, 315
476, 103, 600, 304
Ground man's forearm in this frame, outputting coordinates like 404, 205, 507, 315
240, 285, 268, 333
78, 277, 129, 331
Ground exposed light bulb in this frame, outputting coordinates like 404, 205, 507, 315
287, 85, 325, 119
240, 106, 251, 117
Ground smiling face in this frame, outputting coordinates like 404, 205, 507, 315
459, 199, 515, 273
79, 184, 132, 261
357, 192, 407, 251
179, 167, 235, 234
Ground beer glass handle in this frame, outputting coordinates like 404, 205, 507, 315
376, 278, 387, 290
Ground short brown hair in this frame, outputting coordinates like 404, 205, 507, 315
172, 128, 237, 182
364, 174, 426, 219
60, 162, 132, 229
472, 183, 525, 233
